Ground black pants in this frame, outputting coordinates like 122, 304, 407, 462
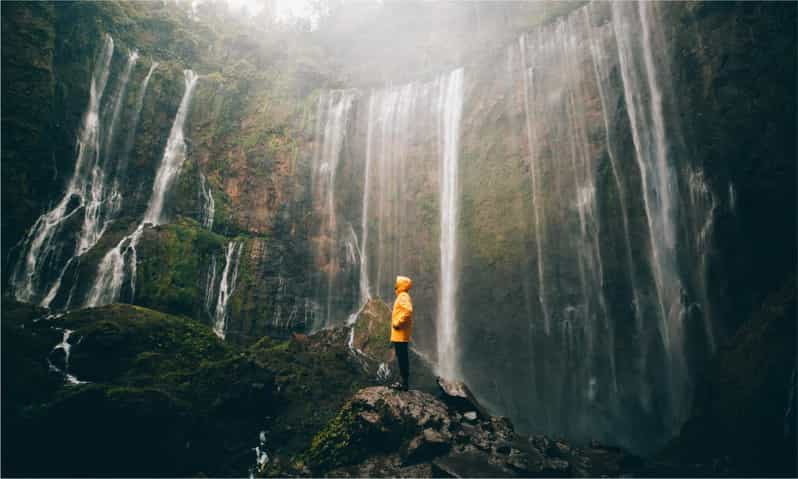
393, 341, 409, 386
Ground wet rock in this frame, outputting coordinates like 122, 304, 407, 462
546, 439, 571, 458
303, 386, 453, 472
542, 457, 571, 476
495, 441, 512, 455
664, 278, 797, 475
302, 382, 644, 477
328, 453, 433, 478
531, 434, 550, 452
348, 299, 439, 393
401, 428, 451, 464
505, 449, 529, 473
437, 377, 490, 418
432, 450, 514, 478
351, 299, 393, 363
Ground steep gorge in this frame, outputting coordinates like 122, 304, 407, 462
2, 0, 795, 471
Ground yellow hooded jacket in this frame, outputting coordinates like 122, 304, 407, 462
391, 276, 414, 342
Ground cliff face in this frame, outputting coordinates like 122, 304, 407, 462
298, 1, 796, 452
2, 0, 795, 461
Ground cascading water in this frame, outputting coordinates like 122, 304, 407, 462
213, 241, 243, 339
451, 0, 721, 450
311, 68, 468, 370
612, 0, 692, 427
11, 34, 115, 306
204, 253, 219, 317
518, 34, 551, 335
435, 68, 464, 380
310, 90, 356, 329
86, 70, 199, 307
584, 3, 644, 335
48, 329, 86, 385
199, 171, 215, 230
80, 50, 139, 257
144, 70, 199, 225
112, 61, 159, 204
513, 17, 624, 436
358, 95, 375, 304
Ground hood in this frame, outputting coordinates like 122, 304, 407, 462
395, 275, 412, 293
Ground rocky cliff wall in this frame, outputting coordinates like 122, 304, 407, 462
3, 0, 795, 456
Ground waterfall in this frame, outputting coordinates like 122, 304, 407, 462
48, 329, 86, 385
113, 61, 159, 202
11, 34, 115, 306
514, 17, 625, 436
213, 241, 243, 339
686, 166, 718, 355
79, 50, 139, 257
310, 90, 356, 329
204, 253, 218, 317
518, 34, 551, 335
144, 70, 199, 225
308, 68, 467, 360
359, 75, 440, 301
584, 4, 644, 334
436, 68, 464, 380
199, 172, 215, 230
612, 1, 688, 426
85, 225, 143, 307
469, 1, 727, 447
86, 70, 199, 307
358, 94, 375, 304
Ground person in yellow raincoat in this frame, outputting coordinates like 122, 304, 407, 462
390, 275, 413, 391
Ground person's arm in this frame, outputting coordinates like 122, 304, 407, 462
392, 293, 413, 330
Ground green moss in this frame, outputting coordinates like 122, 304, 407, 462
248, 329, 369, 459
3, 302, 283, 476
135, 218, 229, 318
302, 406, 360, 471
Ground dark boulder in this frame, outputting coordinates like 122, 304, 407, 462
300, 384, 641, 477
437, 377, 491, 419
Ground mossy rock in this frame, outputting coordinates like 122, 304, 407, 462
352, 298, 394, 363
300, 386, 453, 474
248, 327, 370, 460
2, 301, 279, 476
135, 218, 230, 319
